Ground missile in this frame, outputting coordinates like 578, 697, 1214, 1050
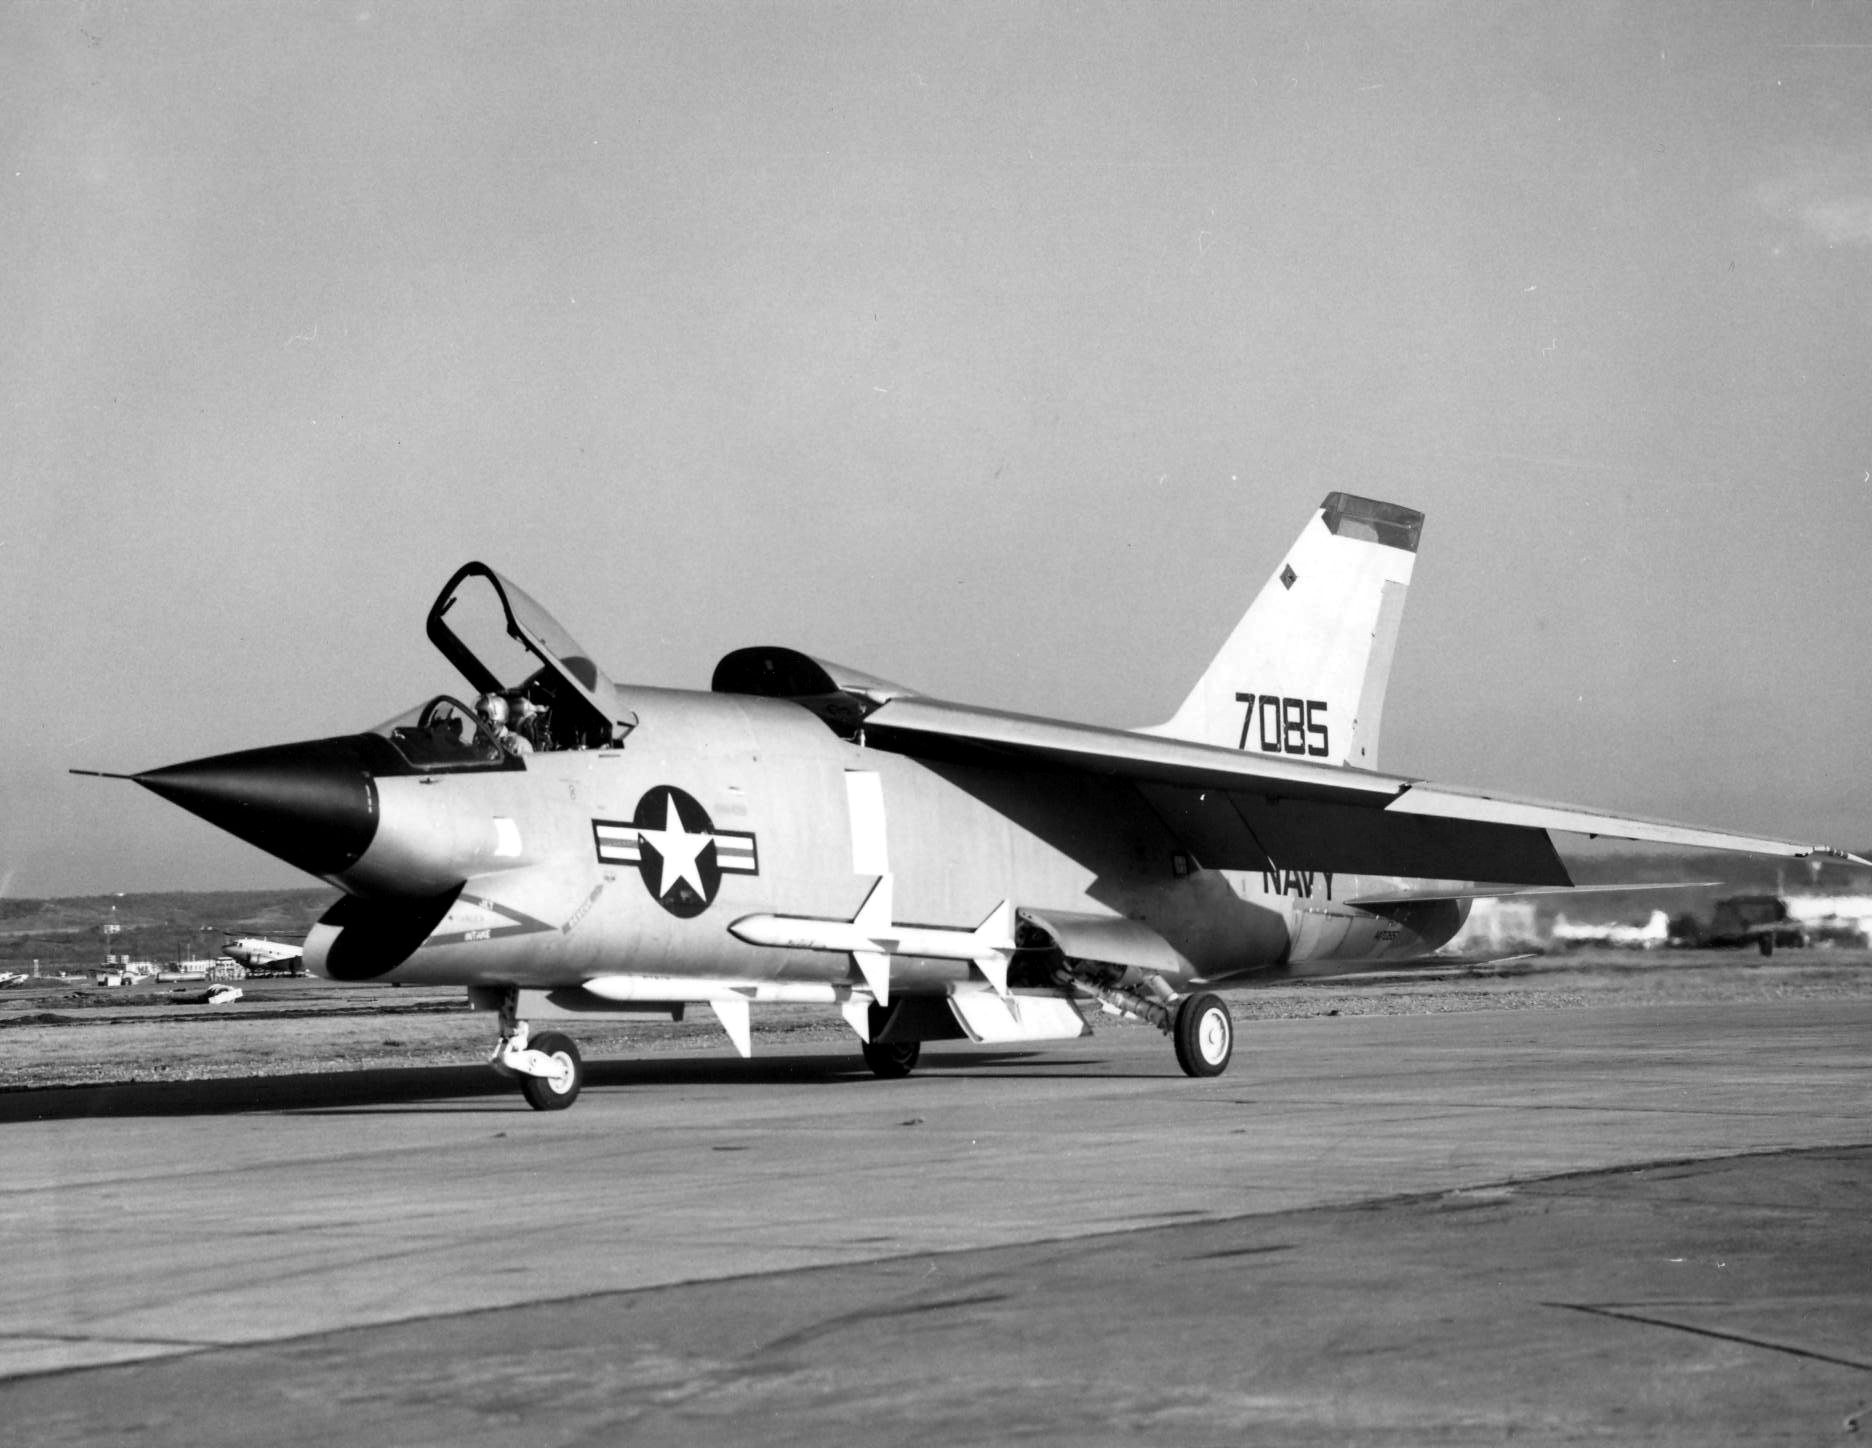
729, 875, 1017, 1003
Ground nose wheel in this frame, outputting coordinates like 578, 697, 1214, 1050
483, 988, 587, 1110
1173, 992, 1232, 1077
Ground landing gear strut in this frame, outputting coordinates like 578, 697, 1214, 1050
484, 989, 585, 1110
1051, 959, 1235, 1079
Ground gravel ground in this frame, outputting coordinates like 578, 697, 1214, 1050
2, 949, 1868, 1093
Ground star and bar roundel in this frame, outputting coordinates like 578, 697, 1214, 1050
592, 786, 759, 918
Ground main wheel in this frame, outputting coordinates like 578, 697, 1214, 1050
1173, 992, 1233, 1078
861, 1039, 921, 1078
520, 1030, 583, 1110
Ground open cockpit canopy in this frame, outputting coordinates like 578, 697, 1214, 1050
425, 563, 636, 751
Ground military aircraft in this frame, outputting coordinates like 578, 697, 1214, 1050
86, 493, 1864, 1109
219, 935, 305, 976
1550, 907, 1673, 950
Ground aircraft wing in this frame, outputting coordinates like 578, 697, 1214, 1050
861, 697, 1867, 884
1343, 881, 1719, 909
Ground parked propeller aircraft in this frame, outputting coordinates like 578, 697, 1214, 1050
219, 936, 305, 976
1550, 908, 1673, 950
83, 493, 1865, 1109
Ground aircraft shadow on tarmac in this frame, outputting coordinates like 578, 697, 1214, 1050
0, 1049, 1126, 1122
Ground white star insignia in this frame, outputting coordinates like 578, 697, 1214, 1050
636, 790, 712, 901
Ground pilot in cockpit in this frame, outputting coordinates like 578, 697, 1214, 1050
508, 693, 545, 749
475, 692, 533, 756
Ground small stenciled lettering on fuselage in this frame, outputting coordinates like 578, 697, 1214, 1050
1262, 867, 1335, 900
592, 786, 760, 919
1235, 691, 1329, 757
561, 880, 605, 936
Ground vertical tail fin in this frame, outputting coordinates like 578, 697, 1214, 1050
1143, 492, 1423, 768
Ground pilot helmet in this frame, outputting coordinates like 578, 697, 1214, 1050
476, 692, 509, 726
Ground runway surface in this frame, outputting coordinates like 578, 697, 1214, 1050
5, 995, 1871, 1443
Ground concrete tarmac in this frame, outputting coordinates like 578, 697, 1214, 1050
3, 996, 1870, 1443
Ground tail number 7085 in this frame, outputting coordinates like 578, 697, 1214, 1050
1235, 692, 1329, 757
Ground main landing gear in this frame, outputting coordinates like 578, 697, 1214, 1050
1052, 962, 1236, 1079
484, 989, 585, 1110
861, 1039, 921, 1078
1172, 991, 1233, 1077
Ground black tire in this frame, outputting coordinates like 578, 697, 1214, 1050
861, 1039, 921, 1078
1173, 992, 1233, 1078
520, 1030, 583, 1110
1758, 935, 1774, 958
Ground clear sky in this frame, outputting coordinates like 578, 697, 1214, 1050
4, 1, 1869, 896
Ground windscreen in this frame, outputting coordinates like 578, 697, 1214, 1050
370, 696, 514, 771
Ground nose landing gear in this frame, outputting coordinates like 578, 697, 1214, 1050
516, 1031, 583, 1110
480, 988, 586, 1110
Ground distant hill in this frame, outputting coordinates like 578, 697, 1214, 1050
0, 888, 337, 934
0, 888, 336, 973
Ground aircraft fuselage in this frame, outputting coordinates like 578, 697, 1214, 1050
302, 686, 1462, 992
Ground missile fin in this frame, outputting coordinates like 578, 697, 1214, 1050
852, 949, 891, 1007
839, 995, 873, 1043
708, 998, 752, 1058
971, 899, 1017, 993
974, 898, 1017, 942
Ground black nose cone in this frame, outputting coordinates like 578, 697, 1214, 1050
135, 735, 384, 879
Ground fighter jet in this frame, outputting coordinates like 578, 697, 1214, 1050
91, 494, 1864, 1109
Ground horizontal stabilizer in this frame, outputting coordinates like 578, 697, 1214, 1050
1289, 952, 1544, 981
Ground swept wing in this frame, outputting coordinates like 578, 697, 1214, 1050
858, 695, 1865, 883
